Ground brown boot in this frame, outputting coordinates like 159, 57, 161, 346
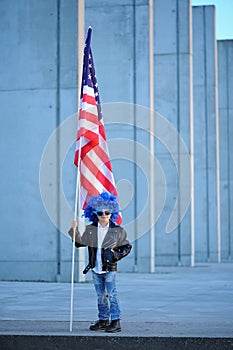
105, 319, 121, 333
89, 319, 109, 331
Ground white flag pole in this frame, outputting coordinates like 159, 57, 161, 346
70, 130, 84, 332
69, 0, 85, 333
69, 169, 80, 332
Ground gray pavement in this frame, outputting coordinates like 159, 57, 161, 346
0, 263, 233, 338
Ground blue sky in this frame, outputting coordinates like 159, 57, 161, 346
192, 0, 233, 39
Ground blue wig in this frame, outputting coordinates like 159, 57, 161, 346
84, 191, 120, 223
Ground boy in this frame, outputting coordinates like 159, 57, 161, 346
69, 191, 131, 332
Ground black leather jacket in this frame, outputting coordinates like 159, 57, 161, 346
69, 220, 132, 273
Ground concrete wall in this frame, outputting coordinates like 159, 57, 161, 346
217, 40, 233, 261
0, 0, 232, 281
0, 0, 78, 281
192, 6, 220, 262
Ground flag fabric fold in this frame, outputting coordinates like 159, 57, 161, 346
74, 27, 122, 225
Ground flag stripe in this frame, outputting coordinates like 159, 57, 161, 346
82, 93, 96, 105
82, 153, 116, 193
80, 162, 108, 196
80, 102, 98, 116
78, 110, 99, 124
92, 143, 113, 172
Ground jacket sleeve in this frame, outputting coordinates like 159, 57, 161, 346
68, 227, 87, 248
113, 228, 132, 261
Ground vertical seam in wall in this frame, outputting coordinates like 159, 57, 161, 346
149, 0, 155, 272
213, 7, 221, 263
133, 0, 138, 269
203, 7, 210, 261
56, 0, 61, 279
226, 43, 231, 259
176, 0, 181, 265
189, 1, 195, 266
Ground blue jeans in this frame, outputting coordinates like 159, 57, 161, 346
92, 270, 121, 321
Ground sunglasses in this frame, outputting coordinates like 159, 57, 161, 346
95, 211, 112, 216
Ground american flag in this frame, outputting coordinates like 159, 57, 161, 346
74, 27, 122, 225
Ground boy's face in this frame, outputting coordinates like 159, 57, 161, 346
96, 208, 112, 226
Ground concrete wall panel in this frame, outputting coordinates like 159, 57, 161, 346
193, 5, 220, 262
0, 89, 58, 280
0, 0, 57, 90
86, 2, 134, 104
0, 0, 78, 281
60, 0, 78, 89
218, 40, 233, 260
154, 0, 193, 266
154, 0, 177, 55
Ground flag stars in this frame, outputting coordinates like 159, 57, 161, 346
79, 31, 102, 119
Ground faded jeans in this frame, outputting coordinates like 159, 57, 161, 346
92, 270, 121, 321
